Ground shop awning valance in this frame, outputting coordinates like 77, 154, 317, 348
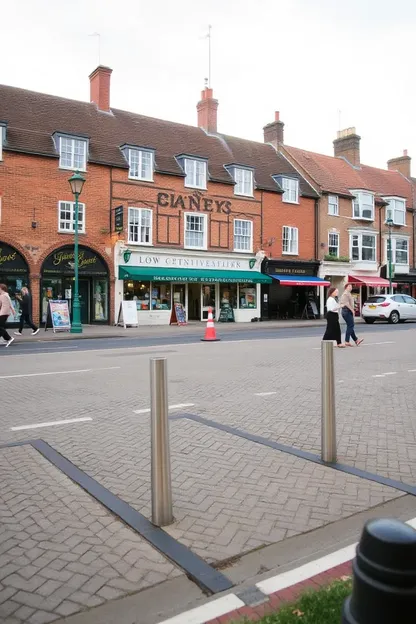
119, 266, 272, 284
271, 275, 331, 287
348, 275, 397, 287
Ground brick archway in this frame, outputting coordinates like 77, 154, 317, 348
0, 238, 32, 272
36, 242, 114, 279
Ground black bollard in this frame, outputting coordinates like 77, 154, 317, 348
342, 518, 416, 623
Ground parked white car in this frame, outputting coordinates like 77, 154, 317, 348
362, 294, 416, 324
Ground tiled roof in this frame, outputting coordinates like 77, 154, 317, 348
0, 84, 318, 198
285, 145, 414, 207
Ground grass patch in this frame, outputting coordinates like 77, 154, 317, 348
234, 578, 352, 623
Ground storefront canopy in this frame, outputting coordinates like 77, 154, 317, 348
348, 275, 397, 287
270, 275, 330, 287
119, 267, 272, 284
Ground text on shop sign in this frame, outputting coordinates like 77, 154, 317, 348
157, 192, 232, 214
0, 249, 17, 266
52, 250, 98, 269
134, 256, 242, 269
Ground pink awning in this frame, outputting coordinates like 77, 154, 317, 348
348, 275, 397, 287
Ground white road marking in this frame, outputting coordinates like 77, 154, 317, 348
133, 403, 195, 415
11, 417, 93, 431
372, 375, 386, 378
254, 392, 277, 396
157, 595, 245, 624
408, 369, 416, 372
0, 367, 120, 380
383, 372, 397, 375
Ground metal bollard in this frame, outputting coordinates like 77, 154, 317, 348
150, 357, 173, 527
342, 518, 416, 623
321, 340, 336, 463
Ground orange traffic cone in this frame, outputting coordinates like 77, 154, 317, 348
201, 307, 221, 342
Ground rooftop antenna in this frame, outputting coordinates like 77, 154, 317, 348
89, 32, 101, 65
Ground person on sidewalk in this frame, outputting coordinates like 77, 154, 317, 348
340, 283, 363, 347
14, 287, 39, 336
323, 286, 344, 348
0, 283, 16, 347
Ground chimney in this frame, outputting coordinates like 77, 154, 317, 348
333, 127, 361, 166
197, 87, 218, 133
387, 150, 411, 178
89, 65, 113, 112
263, 111, 284, 146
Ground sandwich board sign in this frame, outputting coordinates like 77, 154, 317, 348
44, 300, 71, 333
117, 301, 138, 328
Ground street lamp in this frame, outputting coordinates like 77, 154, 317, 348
68, 171, 86, 333
386, 217, 394, 295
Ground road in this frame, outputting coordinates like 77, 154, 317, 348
0, 322, 415, 623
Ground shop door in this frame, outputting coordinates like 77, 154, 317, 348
201, 284, 216, 321
78, 280, 90, 324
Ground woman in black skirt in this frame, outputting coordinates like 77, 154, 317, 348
323, 286, 345, 348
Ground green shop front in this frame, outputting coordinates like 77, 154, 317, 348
0, 242, 30, 327
41, 245, 110, 325
116, 246, 271, 325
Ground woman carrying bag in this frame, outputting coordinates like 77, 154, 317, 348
323, 286, 345, 348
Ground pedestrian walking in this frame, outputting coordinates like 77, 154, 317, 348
0, 283, 16, 347
323, 286, 344, 348
14, 287, 39, 336
340, 283, 363, 347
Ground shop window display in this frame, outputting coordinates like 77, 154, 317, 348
239, 283, 256, 309
220, 283, 237, 308
151, 283, 171, 310
93, 279, 108, 321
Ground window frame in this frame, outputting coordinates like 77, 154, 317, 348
349, 232, 376, 262
184, 212, 208, 250
328, 232, 340, 258
233, 219, 253, 252
234, 167, 254, 197
328, 195, 339, 216
282, 226, 299, 255
281, 177, 299, 204
184, 158, 207, 190
385, 237, 409, 266
127, 207, 153, 246
384, 197, 406, 226
351, 190, 375, 221
58, 136, 87, 171
58, 200, 86, 234
0, 124, 4, 161
128, 148, 154, 182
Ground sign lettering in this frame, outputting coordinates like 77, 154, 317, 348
114, 206, 124, 233
157, 192, 232, 214
0, 249, 17, 266
52, 250, 97, 269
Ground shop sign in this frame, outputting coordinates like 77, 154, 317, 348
42, 246, 108, 276
273, 268, 307, 274
123, 251, 250, 271
114, 206, 124, 233
157, 191, 232, 214
0, 244, 28, 274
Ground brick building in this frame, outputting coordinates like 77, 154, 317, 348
265, 120, 415, 315
0, 66, 321, 327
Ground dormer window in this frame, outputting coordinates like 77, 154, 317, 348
127, 148, 154, 181
0, 122, 6, 161
57, 135, 87, 171
184, 158, 207, 189
384, 197, 406, 226
234, 168, 253, 197
273, 176, 299, 203
351, 190, 374, 221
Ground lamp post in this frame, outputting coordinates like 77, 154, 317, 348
386, 217, 394, 295
68, 171, 86, 333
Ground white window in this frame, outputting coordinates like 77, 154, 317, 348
328, 195, 339, 216
184, 159, 207, 189
128, 149, 153, 181
59, 137, 87, 171
234, 220, 253, 252
282, 226, 298, 255
234, 168, 253, 196
386, 238, 409, 265
352, 191, 374, 220
350, 233, 376, 262
328, 232, 339, 257
385, 198, 406, 226
184, 213, 207, 249
282, 178, 299, 203
128, 208, 152, 245
58, 201, 85, 233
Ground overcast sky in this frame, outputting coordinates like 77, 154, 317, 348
2, 0, 415, 171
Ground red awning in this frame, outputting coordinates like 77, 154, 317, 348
271, 275, 330, 287
348, 275, 397, 287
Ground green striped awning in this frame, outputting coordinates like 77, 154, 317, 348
119, 266, 272, 284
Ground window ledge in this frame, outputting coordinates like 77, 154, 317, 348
328, 213, 339, 217
184, 245, 208, 251
128, 175, 154, 183
58, 231, 86, 235
233, 248, 253, 254
234, 192, 254, 198
59, 166, 87, 173
282, 200, 300, 205
184, 184, 207, 191
282, 251, 299, 256
127, 242, 153, 247
353, 217, 374, 222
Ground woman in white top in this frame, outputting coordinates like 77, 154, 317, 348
323, 287, 345, 348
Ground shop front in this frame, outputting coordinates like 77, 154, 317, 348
0, 242, 30, 326
115, 246, 271, 325
380, 265, 416, 298
261, 260, 329, 320
347, 274, 394, 316
41, 245, 110, 325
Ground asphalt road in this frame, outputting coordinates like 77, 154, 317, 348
0, 321, 413, 356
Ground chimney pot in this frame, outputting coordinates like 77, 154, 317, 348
404, 149, 408, 157
275, 111, 280, 121
89, 65, 112, 112
197, 87, 218, 133
334, 127, 361, 166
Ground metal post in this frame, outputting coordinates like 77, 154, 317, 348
150, 358, 173, 526
321, 340, 336, 463
70, 191, 82, 334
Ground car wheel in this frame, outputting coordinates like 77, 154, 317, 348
389, 311, 400, 324
364, 318, 375, 324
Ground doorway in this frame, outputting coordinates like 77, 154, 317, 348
201, 284, 216, 320
187, 283, 200, 320
64, 278, 90, 325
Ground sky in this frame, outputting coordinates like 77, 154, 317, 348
2, 0, 416, 170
